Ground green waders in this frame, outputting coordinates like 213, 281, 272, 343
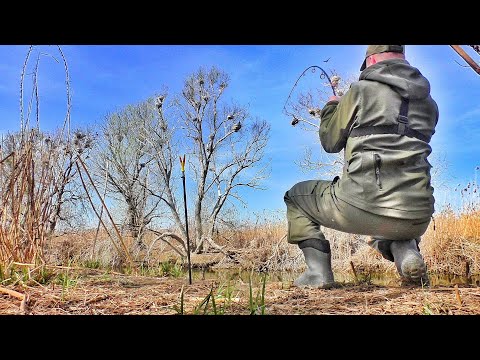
284, 178, 431, 262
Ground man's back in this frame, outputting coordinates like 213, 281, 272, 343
320, 58, 439, 219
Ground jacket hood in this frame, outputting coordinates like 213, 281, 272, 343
359, 59, 431, 100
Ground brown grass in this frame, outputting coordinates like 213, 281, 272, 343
23, 203, 479, 280
0, 131, 54, 266
1, 271, 480, 315
422, 208, 480, 276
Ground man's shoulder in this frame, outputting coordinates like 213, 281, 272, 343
354, 78, 396, 95
344, 81, 365, 97
349, 79, 376, 91
354, 78, 377, 88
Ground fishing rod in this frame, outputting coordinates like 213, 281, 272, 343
283, 65, 340, 129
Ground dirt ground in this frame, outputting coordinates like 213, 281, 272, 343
1, 270, 480, 315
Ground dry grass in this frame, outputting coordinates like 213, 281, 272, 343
422, 208, 480, 276
1, 271, 480, 315
1, 189, 479, 315
0, 131, 63, 266
26, 202, 480, 280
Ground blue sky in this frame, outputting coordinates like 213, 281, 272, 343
1, 45, 479, 215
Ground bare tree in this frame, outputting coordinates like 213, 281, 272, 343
93, 101, 163, 245
284, 66, 356, 178
148, 66, 270, 254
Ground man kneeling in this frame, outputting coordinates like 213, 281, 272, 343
284, 45, 438, 288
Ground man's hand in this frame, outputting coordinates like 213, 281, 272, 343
328, 95, 341, 102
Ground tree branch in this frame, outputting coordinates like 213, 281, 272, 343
450, 45, 480, 75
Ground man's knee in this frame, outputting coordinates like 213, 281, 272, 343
285, 180, 325, 198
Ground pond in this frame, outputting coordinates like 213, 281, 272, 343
190, 268, 480, 287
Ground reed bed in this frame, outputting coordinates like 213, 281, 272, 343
21, 202, 480, 278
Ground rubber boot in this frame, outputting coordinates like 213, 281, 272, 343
293, 239, 335, 289
390, 239, 429, 285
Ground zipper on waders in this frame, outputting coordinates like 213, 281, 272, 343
374, 154, 382, 189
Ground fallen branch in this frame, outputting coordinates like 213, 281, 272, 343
0, 285, 25, 300
11, 262, 35, 267
44, 264, 125, 275
146, 232, 186, 260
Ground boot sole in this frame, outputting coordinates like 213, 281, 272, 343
293, 281, 336, 289
293, 273, 335, 289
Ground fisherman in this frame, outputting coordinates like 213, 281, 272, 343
284, 45, 438, 288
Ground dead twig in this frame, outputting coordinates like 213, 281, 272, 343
454, 284, 462, 306
0, 285, 25, 300
0, 285, 29, 313
76, 156, 134, 269
350, 261, 358, 282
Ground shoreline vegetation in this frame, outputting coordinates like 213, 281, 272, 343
1, 128, 478, 315
2, 205, 478, 281
1, 46, 479, 314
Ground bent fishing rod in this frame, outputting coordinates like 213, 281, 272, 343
283, 65, 339, 129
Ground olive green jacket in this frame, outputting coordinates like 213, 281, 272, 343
319, 59, 439, 219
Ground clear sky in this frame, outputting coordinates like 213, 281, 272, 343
1, 45, 479, 216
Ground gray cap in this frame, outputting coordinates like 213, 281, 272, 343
360, 45, 405, 71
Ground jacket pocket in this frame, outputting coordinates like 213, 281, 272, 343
361, 151, 382, 193
374, 153, 382, 190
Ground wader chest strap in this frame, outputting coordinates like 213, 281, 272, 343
349, 98, 430, 143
